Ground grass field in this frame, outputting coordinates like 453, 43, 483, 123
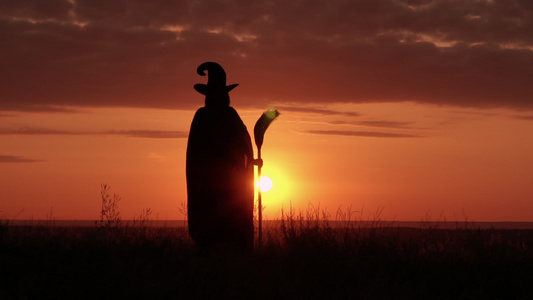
1, 216, 533, 299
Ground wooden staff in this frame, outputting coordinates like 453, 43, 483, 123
254, 109, 280, 247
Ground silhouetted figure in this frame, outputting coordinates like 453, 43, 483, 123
186, 62, 254, 254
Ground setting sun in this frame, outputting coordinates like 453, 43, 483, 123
256, 176, 273, 192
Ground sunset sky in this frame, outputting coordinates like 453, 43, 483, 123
1, 0, 533, 222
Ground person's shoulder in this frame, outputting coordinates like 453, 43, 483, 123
196, 106, 241, 119
192, 107, 208, 117
227, 106, 240, 115
205, 106, 240, 115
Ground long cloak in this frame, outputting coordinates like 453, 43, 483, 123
186, 105, 254, 251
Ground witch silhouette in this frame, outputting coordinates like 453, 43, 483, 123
186, 62, 254, 254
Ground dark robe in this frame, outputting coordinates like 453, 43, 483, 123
186, 105, 254, 252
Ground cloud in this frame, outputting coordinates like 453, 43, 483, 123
306, 130, 420, 138
0, 127, 72, 135
0, 127, 188, 138
514, 115, 533, 121
0, 104, 79, 113
1, 0, 533, 111
328, 120, 413, 128
276, 105, 359, 117
105, 130, 188, 139
0, 155, 43, 163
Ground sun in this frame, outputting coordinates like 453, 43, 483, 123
252, 161, 296, 218
256, 176, 273, 192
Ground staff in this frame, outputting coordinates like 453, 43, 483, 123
254, 108, 280, 247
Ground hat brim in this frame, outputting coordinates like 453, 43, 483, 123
194, 83, 239, 95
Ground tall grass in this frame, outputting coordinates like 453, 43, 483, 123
2, 207, 533, 299
95, 184, 122, 229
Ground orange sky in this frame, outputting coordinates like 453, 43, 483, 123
1, 0, 533, 221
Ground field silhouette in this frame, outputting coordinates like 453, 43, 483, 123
2, 211, 533, 299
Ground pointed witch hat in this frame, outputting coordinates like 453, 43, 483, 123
194, 62, 239, 95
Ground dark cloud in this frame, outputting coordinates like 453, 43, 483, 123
514, 115, 533, 121
0, 104, 81, 113
0, 127, 72, 135
307, 130, 420, 138
0, 154, 43, 163
0, 127, 188, 138
329, 120, 413, 128
105, 130, 188, 139
276, 106, 359, 117
1, 0, 532, 111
